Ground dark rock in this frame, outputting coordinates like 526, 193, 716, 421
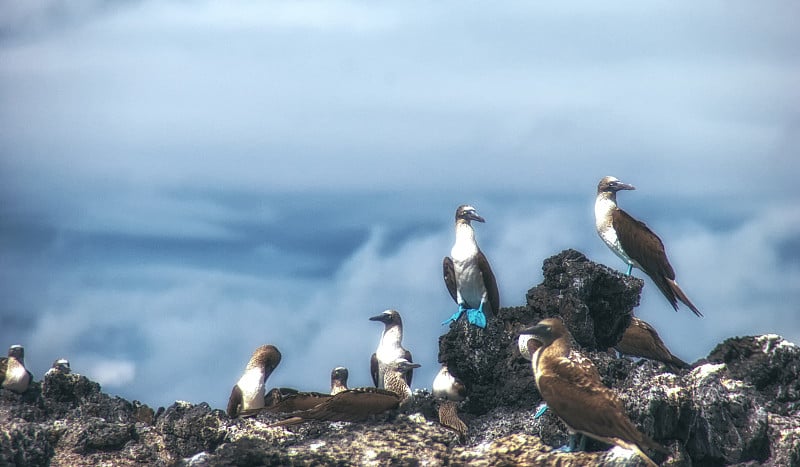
1, 250, 798, 466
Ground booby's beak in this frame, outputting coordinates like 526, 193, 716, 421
369, 313, 389, 322
611, 180, 636, 191
468, 212, 485, 223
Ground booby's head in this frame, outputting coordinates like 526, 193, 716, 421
455, 205, 485, 224
432, 365, 467, 401
369, 309, 403, 327
387, 358, 420, 374
517, 332, 541, 361
8, 345, 24, 360
519, 318, 569, 348
331, 367, 349, 386
246, 344, 282, 375
52, 358, 71, 374
597, 176, 636, 196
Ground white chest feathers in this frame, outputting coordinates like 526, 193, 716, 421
3, 360, 31, 392
595, 197, 635, 266
236, 368, 266, 410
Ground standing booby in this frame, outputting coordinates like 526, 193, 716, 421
330, 367, 349, 395
45, 358, 71, 376
595, 176, 702, 316
227, 344, 282, 418
1, 345, 33, 394
369, 310, 413, 389
432, 365, 468, 440
520, 318, 666, 467
616, 317, 690, 371
442, 204, 500, 328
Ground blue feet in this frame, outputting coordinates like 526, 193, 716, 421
556, 434, 586, 453
441, 304, 487, 328
533, 403, 548, 419
626, 264, 633, 276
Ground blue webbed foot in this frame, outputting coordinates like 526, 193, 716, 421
626, 264, 633, 276
533, 403, 548, 419
441, 304, 468, 326
556, 434, 586, 452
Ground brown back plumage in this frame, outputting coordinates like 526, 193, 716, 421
268, 387, 402, 427
612, 208, 702, 317
616, 317, 690, 370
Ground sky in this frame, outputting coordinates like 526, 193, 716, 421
1, 1, 798, 410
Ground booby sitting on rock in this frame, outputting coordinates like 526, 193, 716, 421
520, 318, 666, 467
443, 204, 500, 328
268, 360, 419, 427
370, 310, 413, 389
45, 358, 71, 376
616, 317, 690, 371
1, 344, 33, 394
227, 345, 282, 418
594, 176, 702, 316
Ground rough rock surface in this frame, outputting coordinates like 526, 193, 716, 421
1, 249, 798, 466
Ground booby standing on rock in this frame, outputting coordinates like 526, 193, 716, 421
616, 317, 690, 371
330, 367, 349, 395
520, 318, 666, 467
443, 204, 500, 328
383, 358, 420, 405
227, 344, 282, 418
370, 310, 413, 389
432, 365, 468, 440
1, 345, 33, 394
594, 176, 702, 316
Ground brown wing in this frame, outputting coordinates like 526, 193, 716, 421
612, 209, 681, 308
264, 392, 332, 413
226, 385, 243, 418
538, 358, 652, 450
288, 388, 401, 423
616, 318, 690, 369
476, 249, 500, 316
443, 256, 458, 303
403, 349, 414, 386
370, 353, 379, 387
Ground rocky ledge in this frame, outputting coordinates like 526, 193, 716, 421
2, 250, 799, 466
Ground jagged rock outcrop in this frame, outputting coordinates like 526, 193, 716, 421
1, 249, 798, 466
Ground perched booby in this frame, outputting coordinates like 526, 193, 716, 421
45, 358, 71, 376
432, 365, 468, 440
443, 204, 500, 328
239, 387, 333, 417
616, 317, 690, 371
267, 387, 403, 427
1, 345, 33, 394
227, 345, 282, 418
520, 318, 666, 467
369, 310, 413, 389
330, 367, 349, 395
269, 358, 419, 427
595, 176, 702, 317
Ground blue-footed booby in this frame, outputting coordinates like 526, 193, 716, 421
0, 345, 33, 393
432, 364, 468, 440
330, 367, 349, 395
226, 344, 282, 418
370, 310, 413, 389
442, 204, 500, 328
520, 318, 666, 467
595, 176, 702, 316
616, 317, 690, 371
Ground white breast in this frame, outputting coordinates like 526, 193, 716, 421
237, 368, 265, 410
3, 361, 31, 392
595, 197, 635, 266
451, 225, 486, 308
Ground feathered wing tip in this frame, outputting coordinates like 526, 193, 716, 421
668, 278, 702, 317
267, 416, 304, 428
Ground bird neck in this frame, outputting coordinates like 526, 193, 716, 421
380, 324, 403, 348
455, 220, 476, 243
